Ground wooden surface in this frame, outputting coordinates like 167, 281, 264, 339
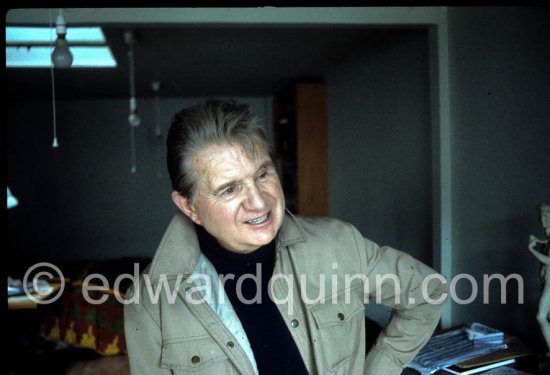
295, 83, 329, 216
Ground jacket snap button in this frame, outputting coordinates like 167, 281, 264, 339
338, 313, 345, 321
227, 341, 235, 349
290, 319, 299, 328
191, 355, 201, 365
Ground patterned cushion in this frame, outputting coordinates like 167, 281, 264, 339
38, 257, 150, 356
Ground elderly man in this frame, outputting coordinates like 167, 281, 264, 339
124, 99, 448, 375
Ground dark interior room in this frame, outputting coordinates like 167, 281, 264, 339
6, 6, 550, 375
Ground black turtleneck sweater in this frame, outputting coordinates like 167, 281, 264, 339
196, 225, 308, 375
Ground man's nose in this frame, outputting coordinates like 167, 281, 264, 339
244, 184, 267, 210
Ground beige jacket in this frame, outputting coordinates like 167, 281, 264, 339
124, 211, 447, 374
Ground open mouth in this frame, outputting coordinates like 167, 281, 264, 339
246, 212, 270, 225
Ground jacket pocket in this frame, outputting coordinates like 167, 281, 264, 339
161, 336, 231, 373
311, 295, 365, 372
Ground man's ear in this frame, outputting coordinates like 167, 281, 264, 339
171, 191, 202, 225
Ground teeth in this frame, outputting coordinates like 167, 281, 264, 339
247, 214, 268, 224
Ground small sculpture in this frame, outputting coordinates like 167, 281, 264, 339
529, 203, 550, 355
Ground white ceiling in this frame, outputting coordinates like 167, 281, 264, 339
5, 7, 442, 100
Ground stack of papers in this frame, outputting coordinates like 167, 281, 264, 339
408, 323, 507, 375
441, 358, 516, 374
466, 323, 504, 347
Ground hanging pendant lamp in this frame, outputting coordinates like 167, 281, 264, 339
124, 31, 140, 173
51, 9, 73, 69
152, 80, 162, 177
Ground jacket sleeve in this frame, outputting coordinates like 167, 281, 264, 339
124, 286, 171, 375
347, 224, 448, 374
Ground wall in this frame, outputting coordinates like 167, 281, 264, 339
326, 29, 432, 324
326, 7, 550, 348
448, 7, 550, 347
7, 96, 270, 263
327, 30, 432, 265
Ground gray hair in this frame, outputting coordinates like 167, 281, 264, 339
167, 99, 270, 204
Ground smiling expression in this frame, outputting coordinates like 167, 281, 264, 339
173, 142, 286, 253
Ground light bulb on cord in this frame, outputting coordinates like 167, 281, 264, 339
152, 81, 161, 136
124, 30, 141, 174
152, 80, 162, 178
51, 11, 73, 68
51, 35, 73, 68
128, 97, 141, 127
124, 31, 141, 127
125, 31, 141, 127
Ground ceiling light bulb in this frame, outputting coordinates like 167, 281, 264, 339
128, 112, 141, 127
51, 11, 73, 68
51, 35, 73, 68
128, 97, 141, 127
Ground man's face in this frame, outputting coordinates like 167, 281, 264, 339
174, 142, 285, 253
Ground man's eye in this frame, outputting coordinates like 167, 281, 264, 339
258, 170, 269, 180
220, 186, 237, 196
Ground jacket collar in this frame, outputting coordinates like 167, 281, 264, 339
276, 209, 307, 251
148, 209, 307, 280
147, 211, 200, 280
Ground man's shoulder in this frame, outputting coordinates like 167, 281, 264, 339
281, 214, 364, 273
292, 214, 356, 233
284, 213, 360, 247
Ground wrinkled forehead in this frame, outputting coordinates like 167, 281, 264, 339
195, 141, 270, 166
193, 142, 272, 184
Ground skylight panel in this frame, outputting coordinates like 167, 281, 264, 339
6, 26, 107, 43
7, 46, 117, 68
5, 26, 116, 68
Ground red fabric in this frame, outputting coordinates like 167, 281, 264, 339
40, 286, 127, 355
